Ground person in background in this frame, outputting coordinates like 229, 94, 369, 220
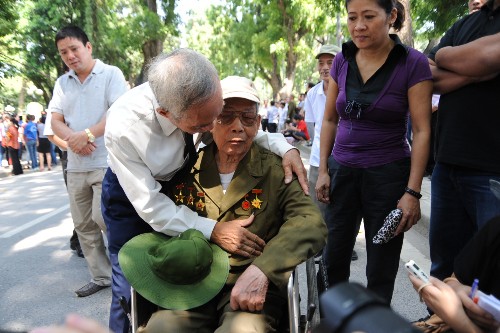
304, 44, 340, 218
258, 99, 269, 132
16, 114, 25, 165
24, 114, 39, 171
469, 0, 487, 12
427, 0, 500, 282
267, 100, 279, 133
101, 49, 308, 333
36, 116, 52, 171
286, 94, 297, 121
296, 93, 306, 116
4, 115, 23, 175
50, 25, 128, 298
1, 113, 9, 167
277, 100, 287, 132
316, 0, 432, 303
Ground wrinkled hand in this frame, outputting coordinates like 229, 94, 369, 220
315, 170, 330, 203
210, 215, 266, 258
66, 131, 93, 155
395, 194, 421, 235
230, 265, 269, 312
282, 149, 309, 195
29, 314, 111, 333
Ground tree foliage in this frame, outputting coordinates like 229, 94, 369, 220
194, 0, 329, 99
0, 0, 473, 110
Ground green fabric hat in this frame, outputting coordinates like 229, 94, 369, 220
118, 229, 229, 310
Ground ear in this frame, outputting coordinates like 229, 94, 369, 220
390, 8, 397, 26
156, 108, 169, 118
86, 42, 93, 54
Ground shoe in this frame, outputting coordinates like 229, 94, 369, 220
351, 250, 358, 261
75, 282, 109, 297
70, 242, 85, 258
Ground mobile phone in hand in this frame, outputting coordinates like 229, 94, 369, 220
405, 260, 430, 283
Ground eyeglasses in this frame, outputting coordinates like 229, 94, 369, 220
216, 109, 258, 127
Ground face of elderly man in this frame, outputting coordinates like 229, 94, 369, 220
211, 97, 261, 159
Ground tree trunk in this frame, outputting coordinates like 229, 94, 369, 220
396, 0, 413, 47
135, 0, 163, 85
423, 37, 441, 55
136, 39, 164, 85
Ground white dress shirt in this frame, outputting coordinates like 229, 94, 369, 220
304, 82, 327, 167
105, 82, 294, 239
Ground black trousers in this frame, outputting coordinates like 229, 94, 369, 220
323, 156, 410, 303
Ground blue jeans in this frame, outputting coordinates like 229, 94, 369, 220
429, 163, 500, 280
26, 140, 38, 169
50, 142, 58, 166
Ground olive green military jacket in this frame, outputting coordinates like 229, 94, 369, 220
166, 143, 327, 292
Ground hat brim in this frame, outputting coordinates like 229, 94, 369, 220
119, 232, 229, 310
223, 92, 260, 104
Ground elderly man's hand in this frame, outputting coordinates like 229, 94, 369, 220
211, 215, 266, 258
230, 265, 269, 312
30, 314, 111, 333
282, 149, 309, 195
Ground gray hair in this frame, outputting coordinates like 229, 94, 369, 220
148, 49, 220, 119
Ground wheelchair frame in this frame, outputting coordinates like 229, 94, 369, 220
126, 256, 323, 333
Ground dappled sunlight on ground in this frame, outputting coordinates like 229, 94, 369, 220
10, 217, 73, 252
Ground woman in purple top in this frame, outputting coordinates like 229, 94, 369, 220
315, 0, 432, 303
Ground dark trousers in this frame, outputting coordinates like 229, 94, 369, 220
268, 123, 277, 133
8, 146, 23, 175
261, 119, 269, 132
102, 168, 154, 333
323, 156, 409, 303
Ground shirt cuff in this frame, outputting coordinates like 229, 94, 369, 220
193, 216, 217, 240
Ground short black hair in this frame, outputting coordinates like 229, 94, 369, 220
55, 26, 89, 48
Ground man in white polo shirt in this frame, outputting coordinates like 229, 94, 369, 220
50, 25, 128, 298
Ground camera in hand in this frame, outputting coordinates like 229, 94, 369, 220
314, 282, 420, 333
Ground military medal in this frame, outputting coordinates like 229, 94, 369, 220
241, 194, 251, 211
175, 184, 185, 204
196, 192, 206, 211
186, 187, 195, 206
251, 189, 263, 209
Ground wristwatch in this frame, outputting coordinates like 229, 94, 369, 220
85, 128, 95, 143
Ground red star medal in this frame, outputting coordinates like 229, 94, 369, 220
196, 192, 206, 211
175, 184, 185, 204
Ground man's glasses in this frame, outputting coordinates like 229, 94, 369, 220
216, 109, 258, 127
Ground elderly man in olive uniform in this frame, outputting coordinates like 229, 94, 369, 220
136, 76, 327, 333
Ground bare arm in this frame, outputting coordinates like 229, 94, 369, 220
316, 75, 339, 203
429, 59, 477, 94
395, 80, 432, 235
436, 33, 500, 76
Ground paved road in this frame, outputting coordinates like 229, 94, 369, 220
0, 149, 431, 331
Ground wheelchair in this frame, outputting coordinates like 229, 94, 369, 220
123, 256, 325, 333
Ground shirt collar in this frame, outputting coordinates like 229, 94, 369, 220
67, 59, 103, 80
342, 34, 409, 60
